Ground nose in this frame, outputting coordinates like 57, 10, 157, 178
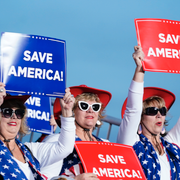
156, 111, 162, 117
11, 112, 17, 119
87, 106, 93, 113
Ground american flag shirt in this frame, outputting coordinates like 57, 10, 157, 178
0, 139, 47, 180
60, 135, 103, 178
133, 134, 180, 180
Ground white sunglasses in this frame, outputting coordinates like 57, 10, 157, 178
78, 101, 101, 112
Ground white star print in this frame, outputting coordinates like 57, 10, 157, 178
166, 144, 170, 148
33, 173, 38, 178
138, 152, 143, 158
147, 155, 152, 159
14, 168, 20, 173
0, 172, 5, 176
68, 160, 73, 164
157, 170, 161, 176
153, 163, 156, 169
0, 150, 5, 155
142, 159, 148, 165
11, 173, 17, 178
73, 154, 78, 158
173, 167, 176, 173
152, 151, 156, 154
153, 174, 156, 179
7, 159, 13, 164
173, 145, 178, 149
156, 159, 160, 164
147, 169, 151, 174
3, 164, 9, 169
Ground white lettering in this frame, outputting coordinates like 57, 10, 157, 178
27, 109, 49, 121
166, 34, 174, 44
147, 47, 180, 59
7, 66, 62, 81
23, 50, 31, 61
26, 97, 41, 106
92, 168, 142, 178
159, 33, 180, 44
23, 50, 53, 64
159, 33, 165, 43
98, 154, 105, 163
147, 47, 156, 57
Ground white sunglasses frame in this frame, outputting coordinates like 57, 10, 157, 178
78, 101, 102, 112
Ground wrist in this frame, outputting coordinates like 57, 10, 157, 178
61, 109, 73, 117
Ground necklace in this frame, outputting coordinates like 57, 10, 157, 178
11, 145, 16, 152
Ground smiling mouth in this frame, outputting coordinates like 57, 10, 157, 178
8, 122, 17, 126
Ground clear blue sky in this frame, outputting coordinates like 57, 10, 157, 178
1, 0, 180, 143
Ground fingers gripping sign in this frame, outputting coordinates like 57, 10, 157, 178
0, 82, 6, 106
60, 88, 75, 117
132, 46, 145, 67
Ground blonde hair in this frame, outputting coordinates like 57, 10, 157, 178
73, 93, 106, 127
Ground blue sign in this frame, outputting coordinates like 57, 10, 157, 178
25, 96, 53, 134
0, 32, 66, 97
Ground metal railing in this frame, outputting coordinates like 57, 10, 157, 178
96, 115, 121, 140
21, 115, 122, 142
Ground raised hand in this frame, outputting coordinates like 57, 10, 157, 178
0, 83, 6, 106
132, 46, 145, 68
60, 88, 75, 117
132, 46, 145, 82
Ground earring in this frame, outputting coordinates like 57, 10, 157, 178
96, 120, 101, 126
138, 124, 142, 134
161, 126, 165, 134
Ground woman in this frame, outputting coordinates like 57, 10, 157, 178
44, 84, 112, 180
117, 46, 180, 180
0, 85, 76, 180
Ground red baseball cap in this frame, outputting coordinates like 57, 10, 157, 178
121, 87, 176, 119
54, 85, 112, 120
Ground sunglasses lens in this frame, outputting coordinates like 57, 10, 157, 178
79, 102, 89, 111
1, 108, 25, 119
159, 107, 167, 116
92, 104, 101, 112
145, 107, 167, 116
2, 108, 13, 118
15, 109, 25, 119
145, 107, 157, 116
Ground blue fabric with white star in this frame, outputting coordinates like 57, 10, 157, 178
0, 139, 46, 180
133, 134, 180, 180
60, 135, 103, 175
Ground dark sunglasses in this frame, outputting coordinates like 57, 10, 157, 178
1, 108, 25, 119
144, 107, 167, 116
78, 101, 101, 112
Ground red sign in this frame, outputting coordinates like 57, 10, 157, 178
75, 141, 146, 180
135, 18, 180, 73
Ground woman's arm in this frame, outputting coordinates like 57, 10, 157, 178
25, 116, 75, 167
25, 88, 76, 167
164, 117, 180, 146
116, 46, 145, 146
